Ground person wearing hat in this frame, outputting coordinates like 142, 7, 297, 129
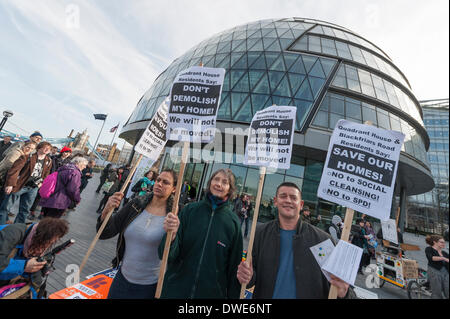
0, 131, 43, 161
51, 146, 72, 174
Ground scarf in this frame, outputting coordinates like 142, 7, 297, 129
207, 192, 228, 210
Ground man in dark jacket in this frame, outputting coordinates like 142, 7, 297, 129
237, 182, 355, 299
96, 163, 112, 193
80, 159, 95, 193
0, 142, 52, 224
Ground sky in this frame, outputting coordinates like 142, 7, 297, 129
0, 0, 448, 147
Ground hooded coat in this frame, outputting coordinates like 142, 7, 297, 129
39, 163, 81, 210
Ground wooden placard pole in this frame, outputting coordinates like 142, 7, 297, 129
79, 154, 144, 275
155, 140, 190, 298
239, 166, 267, 299
327, 207, 354, 299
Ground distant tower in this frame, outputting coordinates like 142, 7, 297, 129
73, 129, 89, 153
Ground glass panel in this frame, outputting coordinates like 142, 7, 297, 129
308, 77, 325, 98
345, 98, 362, 120
253, 73, 270, 94
260, 173, 285, 222
329, 94, 345, 115
294, 78, 313, 101
292, 36, 308, 51
272, 75, 291, 96
302, 55, 317, 73
319, 58, 336, 77
233, 72, 250, 92
268, 71, 284, 93
309, 60, 326, 78
362, 106, 377, 125
377, 111, 390, 129
288, 73, 306, 96
330, 113, 341, 128
231, 93, 249, 116
285, 163, 305, 178
251, 94, 272, 113
249, 70, 265, 90
234, 97, 252, 121
313, 110, 328, 128
265, 52, 280, 69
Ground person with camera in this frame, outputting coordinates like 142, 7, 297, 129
0, 218, 69, 298
0, 142, 52, 224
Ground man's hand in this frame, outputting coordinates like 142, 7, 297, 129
5, 186, 13, 195
237, 260, 253, 285
24, 258, 47, 273
101, 192, 123, 220
330, 275, 349, 298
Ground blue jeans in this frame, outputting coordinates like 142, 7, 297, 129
240, 216, 249, 237
0, 187, 38, 224
107, 268, 157, 299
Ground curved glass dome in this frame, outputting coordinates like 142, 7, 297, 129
123, 17, 430, 167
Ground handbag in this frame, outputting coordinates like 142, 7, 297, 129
101, 181, 113, 193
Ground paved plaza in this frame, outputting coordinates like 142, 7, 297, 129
6, 172, 447, 299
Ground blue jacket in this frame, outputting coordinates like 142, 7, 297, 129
0, 224, 36, 282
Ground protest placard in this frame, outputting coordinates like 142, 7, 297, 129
381, 218, 399, 244
244, 105, 296, 170
134, 96, 169, 160
317, 119, 405, 221
167, 66, 225, 143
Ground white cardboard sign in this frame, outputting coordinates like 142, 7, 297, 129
244, 105, 296, 170
167, 66, 225, 143
317, 120, 405, 221
134, 97, 169, 160
381, 218, 398, 244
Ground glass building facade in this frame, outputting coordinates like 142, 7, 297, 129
120, 18, 434, 227
408, 99, 449, 234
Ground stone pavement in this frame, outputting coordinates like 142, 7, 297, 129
4, 172, 448, 298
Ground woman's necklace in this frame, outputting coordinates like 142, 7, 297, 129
145, 214, 153, 229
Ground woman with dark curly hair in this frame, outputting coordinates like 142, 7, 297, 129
0, 218, 69, 289
425, 234, 449, 299
97, 169, 178, 299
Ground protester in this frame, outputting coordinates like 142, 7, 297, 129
328, 214, 343, 243
50, 146, 58, 157
97, 170, 178, 299
158, 168, 243, 299
96, 167, 122, 213
39, 156, 87, 218
0, 131, 42, 161
96, 163, 112, 193
131, 170, 157, 198
239, 194, 252, 238
0, 142, 52, 224
180, 180, 190, 204
0, 136, 12, 159
80, 159, 95, 193
0, 141, 37, 186
351, 218, 370, 274
188, 182, 197, 202
364, 221, 377, 260
425, 235, 449, 299
0, 218, 69, 297
50, 146, 72, 174
236, 182, 354, 299
300, 205, 321, 226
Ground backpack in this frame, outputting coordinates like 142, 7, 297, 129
39, 171, 58, 199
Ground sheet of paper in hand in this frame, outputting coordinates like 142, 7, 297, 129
321, 239, 363, 286
310, 239, 336, 282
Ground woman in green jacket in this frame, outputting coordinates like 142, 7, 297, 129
159, 169, 243, 299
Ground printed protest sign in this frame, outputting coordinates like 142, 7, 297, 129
381, 218, 398, 244
318, 120, 405, 221
310, 239, 336, 282
49, 275, 113, 299
167, 66, 225, 143
134, 97, 169, 160
244, 105, 296, 170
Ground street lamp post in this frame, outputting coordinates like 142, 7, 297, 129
93, 113, 107, 153
0, 110, 14, 132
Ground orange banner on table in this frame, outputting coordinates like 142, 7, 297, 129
49, 274, 113, 299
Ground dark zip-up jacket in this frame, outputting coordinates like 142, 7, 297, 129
158, 198, 243, 299
247, 218, 357, 299
96, 192, 175, 268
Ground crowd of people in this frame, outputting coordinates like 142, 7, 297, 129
0, 133, 448, 299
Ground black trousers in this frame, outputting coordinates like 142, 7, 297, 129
42, 207, 66, 218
